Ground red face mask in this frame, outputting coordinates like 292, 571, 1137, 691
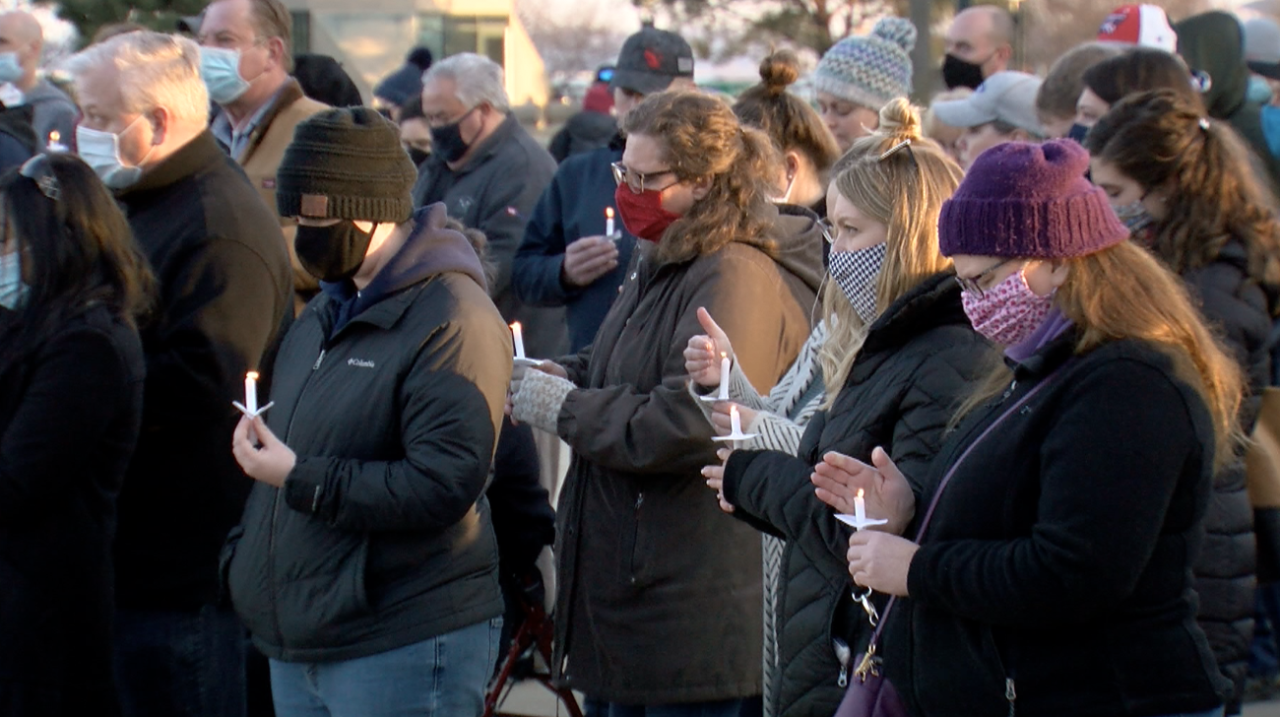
614, 184, 681, 243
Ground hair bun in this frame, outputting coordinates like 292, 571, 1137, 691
877, 97, 922, 141
758, 50, 801, 96
873, 17, 918, 54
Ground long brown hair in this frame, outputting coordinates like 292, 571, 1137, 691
819, 99, 964, 404
1086, 89, 1280, 287
732, 50, 840, 177
622, 90, 781, 264
955, 242, 1243, 465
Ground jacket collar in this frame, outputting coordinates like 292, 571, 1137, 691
117, 130, 226, 200
236, 78, 308, 162
1010, 328, 1079, 381
449, 113, 520, 175
861, 271, 971, 356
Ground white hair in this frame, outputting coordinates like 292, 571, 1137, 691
63, 31, 210, 127
424, 53, 509, 113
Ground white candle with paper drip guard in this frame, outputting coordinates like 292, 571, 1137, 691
45, 130, 68, 153
712, 404, 758, 445
605, 207, 616, 238
836, 488, 889, 531
699, 350, 732, 403
232, 370, 274, 418
511, 321, 538, 367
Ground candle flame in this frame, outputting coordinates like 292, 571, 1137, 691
510, 321, 521, 331
856, 488, 864, 498
605, 207, 614, 219
49, 130, 59, 142
246, 371, 259, 380
721, 352, 727, 359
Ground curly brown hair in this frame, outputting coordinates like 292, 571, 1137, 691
622, 90, 782, 264
1086, 89, 1280, 287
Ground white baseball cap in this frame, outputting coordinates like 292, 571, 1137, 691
931, 71, 1044, 136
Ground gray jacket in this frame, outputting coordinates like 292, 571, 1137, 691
24, 79, 76, 147
412, 114, 567, 358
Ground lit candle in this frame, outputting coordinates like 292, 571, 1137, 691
511, 322, 526, 360
730, 404, 742, 436
854, 488, 866, 526
245, 371, 259, 416
605, 207, 615, 237
718, 352, 730, 400
46, 130, 67, 152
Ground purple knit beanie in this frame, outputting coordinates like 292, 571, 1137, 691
938, 140, 1130, 258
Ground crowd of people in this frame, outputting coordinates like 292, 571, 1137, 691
6, 1, 1280, 717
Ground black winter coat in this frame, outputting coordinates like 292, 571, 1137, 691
550, 208, 826, 704
115, 131, 293, 610
1182, 239, 1271, 712
0, 305, 145, 715
226, 205, 512, 662
721, 274, 996, 717
888, 333, 1230, 717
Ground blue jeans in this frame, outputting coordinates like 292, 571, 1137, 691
598, 699, 746, 717
268, 617, 502, 717
114, 603, 247, 717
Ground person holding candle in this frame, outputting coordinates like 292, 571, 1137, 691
813, 140, 1241, 717
513, 28, 698, 353
0, 153, 153, 714
507, 90, 823, 717
694, 100, 997, 717
225, 108, 513, 717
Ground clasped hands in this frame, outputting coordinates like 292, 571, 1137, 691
702, 445, 921, 597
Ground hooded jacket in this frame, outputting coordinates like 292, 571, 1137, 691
1181, 238, 1271, 713
23, 79, 76, 149
721, 273, 996, 717
548, 203, 825, 704
225, 203, 512, 662
1177, 11, 1280, 189
0, 103, 35, 172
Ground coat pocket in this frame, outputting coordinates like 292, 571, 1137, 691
275, 533, 372, 649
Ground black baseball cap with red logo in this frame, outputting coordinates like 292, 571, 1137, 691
611, 27, 695, 95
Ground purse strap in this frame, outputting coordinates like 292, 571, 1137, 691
863, 361, 1071, 650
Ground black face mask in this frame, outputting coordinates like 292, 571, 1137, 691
941, 53, 986, 90
407, 147, 429, 167
1066, 122, 1090, 145
430, 107, 478, 163
294, 220, 375, 282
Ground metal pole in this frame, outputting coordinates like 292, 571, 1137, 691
911, 0, 935, 101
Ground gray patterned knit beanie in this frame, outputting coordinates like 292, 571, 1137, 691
813, 17, 917, 110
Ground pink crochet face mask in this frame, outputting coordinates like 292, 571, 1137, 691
960, 267, 1055, 346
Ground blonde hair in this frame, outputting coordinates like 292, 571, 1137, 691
954, 242, 1244, 466
64, 31, 210, 127
819, 98, 966, 406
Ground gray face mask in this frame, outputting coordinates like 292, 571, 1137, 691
1112, 198, 1154, 234
828, 242, 887, 325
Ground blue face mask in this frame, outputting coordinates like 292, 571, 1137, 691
1250, 75, 1274, 106
1067, 122, 1090, 144
0, 52, 21, 85
199, 46, 251, 104
0, 250, 29, 310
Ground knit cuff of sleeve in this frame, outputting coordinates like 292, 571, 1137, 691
729, 360, 757, 402
512, 369, 575, 434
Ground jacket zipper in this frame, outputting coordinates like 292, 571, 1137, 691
266, 346, 326, 647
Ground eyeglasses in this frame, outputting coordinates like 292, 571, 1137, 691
425, 104, 478, 128
819, 218, 837, 244
20, 153, 59, 202
956, 258, 1023, 298
611, 161, 677, 194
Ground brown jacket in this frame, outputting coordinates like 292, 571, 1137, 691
549, 207, 826, 704
232, 79, 328, 314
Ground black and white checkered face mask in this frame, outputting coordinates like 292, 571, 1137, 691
828, 242, 887, 325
